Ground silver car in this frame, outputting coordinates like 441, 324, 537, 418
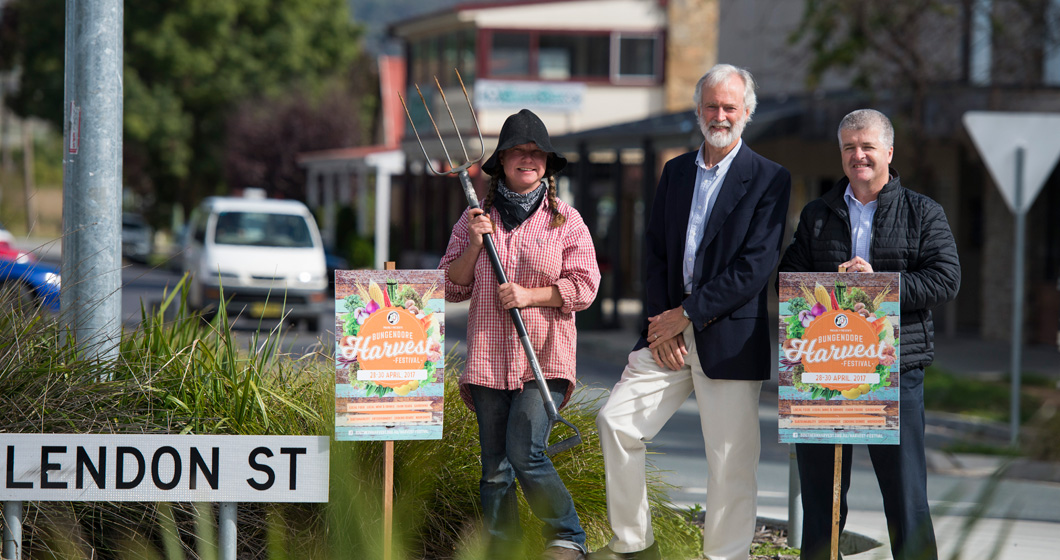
122, 213, 153, 263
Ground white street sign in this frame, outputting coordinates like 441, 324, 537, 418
0, 434, 329, 502
962, 111, 1060, 214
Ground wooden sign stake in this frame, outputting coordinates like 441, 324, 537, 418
383, 261, 396, 560
831, 264, 848, 560
831, 444, 841, 560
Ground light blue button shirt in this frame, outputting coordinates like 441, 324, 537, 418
844, 184, 877, 261
683, 140, 742, 292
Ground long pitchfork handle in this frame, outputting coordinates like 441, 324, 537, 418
457, 172, 583, 456
398, 70, 581, 455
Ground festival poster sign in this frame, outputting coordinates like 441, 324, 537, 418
778, 272, 900, 445
334, 270, 445, 441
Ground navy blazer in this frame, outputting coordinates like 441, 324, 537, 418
635, 144, 791, 381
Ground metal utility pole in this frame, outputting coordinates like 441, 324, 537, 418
21, 121, 36, 231
1008, 147, 1026, 447
61, 0, 124, 359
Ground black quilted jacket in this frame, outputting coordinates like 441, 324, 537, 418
778, 170, 961, 371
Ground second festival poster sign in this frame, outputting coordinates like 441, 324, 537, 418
778, 272, 900, 445
334, 270, 445, 441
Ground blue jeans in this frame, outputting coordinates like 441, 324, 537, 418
468, 380, 586, 553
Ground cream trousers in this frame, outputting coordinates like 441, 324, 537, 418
596, 323, 763, 559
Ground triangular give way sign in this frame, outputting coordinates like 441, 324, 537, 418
962, 111, 1060, 214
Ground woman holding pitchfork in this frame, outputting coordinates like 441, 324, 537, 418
439, 109, 600, 560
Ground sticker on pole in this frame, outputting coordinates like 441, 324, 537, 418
334, 270, 445, 441
68, 101, 81, 154
778, 272, 901, 445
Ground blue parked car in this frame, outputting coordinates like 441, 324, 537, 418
0, 243, 61, 313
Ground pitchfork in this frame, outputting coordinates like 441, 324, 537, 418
399, 70, 582, 456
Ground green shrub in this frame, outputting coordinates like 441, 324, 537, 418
923, 366, 1040, 424
0, 283, 700, 559
1027, 404, 1060, 461
333, 205, 375, 269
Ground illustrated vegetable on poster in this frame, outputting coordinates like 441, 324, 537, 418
334, 270, 445, 441
777, 272, 901, 445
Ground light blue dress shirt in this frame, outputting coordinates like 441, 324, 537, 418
683, 140, 742, 292
844, 184, 878, 261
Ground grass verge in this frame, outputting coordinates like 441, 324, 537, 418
0, 282, 702, 559
923, 365, 1041, 425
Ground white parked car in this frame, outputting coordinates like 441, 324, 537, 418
179, 191, 328, 330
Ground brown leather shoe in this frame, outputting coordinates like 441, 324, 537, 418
586, 542, 660, 560
542, 546, 586, 560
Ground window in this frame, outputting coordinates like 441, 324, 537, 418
410, 41, 425, 84
538, 34, 609, 79
443, 33, 459, 83
489, 32, 530, 76
480, 29, 661, 83
213, 212, 314, 248
425, 37, 441, 83
408, 30, 477, 86
460, 29, 476, 81
616, 35, 657, 78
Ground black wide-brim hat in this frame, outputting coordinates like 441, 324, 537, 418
481, 109, 567, 177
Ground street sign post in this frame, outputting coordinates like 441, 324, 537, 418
963, 111, 1060, 446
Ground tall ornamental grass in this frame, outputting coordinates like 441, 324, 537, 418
0, 281, 700, 559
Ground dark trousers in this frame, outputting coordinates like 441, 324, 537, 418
467, 380, 586, 553
796, 367, 938, 560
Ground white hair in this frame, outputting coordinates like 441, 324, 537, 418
692, 64, 758, 120
837, 109, 894, 148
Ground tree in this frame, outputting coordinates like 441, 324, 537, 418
789, 0, 967, 189
0, 0, 365, 226
789, 0, 1060, 188
223, 66, 373, 200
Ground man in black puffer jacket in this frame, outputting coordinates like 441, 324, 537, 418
779, 109, 960, 560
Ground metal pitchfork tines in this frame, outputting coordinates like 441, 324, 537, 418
399, 70, 583, 456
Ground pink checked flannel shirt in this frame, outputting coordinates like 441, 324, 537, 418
439, 196, 600, 410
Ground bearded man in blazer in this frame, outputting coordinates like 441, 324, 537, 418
590, 64, 792, 560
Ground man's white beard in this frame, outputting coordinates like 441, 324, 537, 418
700, 115, 747, 149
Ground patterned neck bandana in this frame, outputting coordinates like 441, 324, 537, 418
492, 179, 546, 231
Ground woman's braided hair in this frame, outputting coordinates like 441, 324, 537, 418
545, 176, 567, 228
480, 175, 499, 234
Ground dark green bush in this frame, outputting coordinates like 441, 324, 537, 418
0, 284, 700, 559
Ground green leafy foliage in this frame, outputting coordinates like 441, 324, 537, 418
785, 315, 805, 340
1, 0, 365, 225
788, 0, 958, 90
786, 296, 810, 316
343, 294, 365, 312
342, 316, 360, 337
844, 287, 874, 312
923, 365, 1041, 424
0, 286, 703, 558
